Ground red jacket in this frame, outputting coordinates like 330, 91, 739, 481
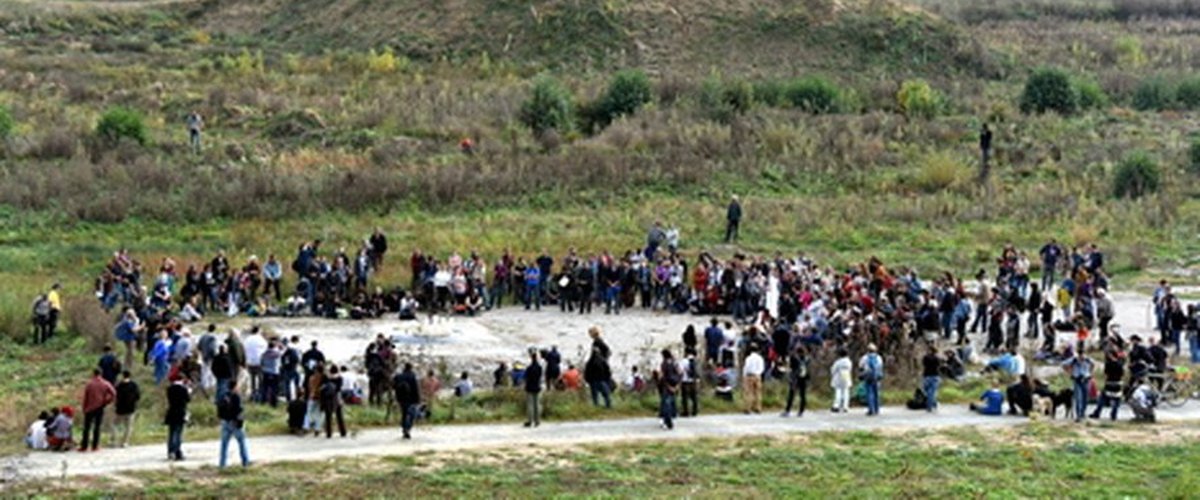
82, 376, 116, 414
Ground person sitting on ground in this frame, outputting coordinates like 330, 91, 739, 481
713, 366, 735, 401
454, 371, 473, 398
982, 348, 1025, 377
25, 410, 50, 450
1128, 378, 1158, 423
45, 406, 74, 452
561, 363, 582, 391
625, 366, 646, 393
970, 382, 1005, 416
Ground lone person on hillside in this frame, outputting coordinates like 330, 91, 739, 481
978, 123, 993, 185
186, 110, 204, 154
724, 195, 742, 243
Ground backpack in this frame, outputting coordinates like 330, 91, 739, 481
861, 354, 883, 383
319, 379, 340, 410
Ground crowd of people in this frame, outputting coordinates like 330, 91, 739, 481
26, 228, 1200, 466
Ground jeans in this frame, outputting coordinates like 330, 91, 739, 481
1072, 377, 1089, 422
283, 371, 301, 401
167, 422, 184, 459
1191, 335, 1200, 364
154, 359, 169, 386
489, 282, 507, 309
1091, 392, 1120, 420
324, 404, 346, 438
724, 220, 739, 243
590, 380, 612, 408
215, 378, 231, 404
970, 303, 988, 333
865, 381, 880, 415
525, 392, 541, 426
81, 409, 104, 450
525, 286, 541, 310
248, 366, 262, 401
681, 382, 699, 416
304, 401, 324, 430
190, 129, 202, 153
401, 403, 417, 436
261, 372, 279, 407
659, 393, 677, 429
219, 420, 249, 468
784, 378, 807, 414
1041, 265, 1055, 293
605, 286, 621, 314
923, 376, 940, 411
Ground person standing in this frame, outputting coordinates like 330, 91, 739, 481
584, 347, 613, 409
304, 362, 325, 436
392, 363, 420, 440
114, 308, 144, 372
858, 344, 884, 416
1090, 344, 1125, 421
782, 345, 809, 417
320, 366, 347, 439
978, 122, 993, 185
523, 350, 543, 428
243, 328, 266, 402
724, 195, 742, 243
1039, 239, 1062, 293
211, 344, 234, 403
97, 344, 121, 385
704, 318, 724, 366
164, 373, 190, 461
186, 110, 204, 154
110, 371, 140, 448
679, 353, 699, 417
657, 350, 681, 430
79, 369, 116, 452
524, 265, 542, 311
1062, 343, 1094, 423
260, 339, 282, 407
921, 347, 942, 413
217, 379, 250, 468
742, 346, 764, 414
369, 228, 388, 270
47, 283, 62, 340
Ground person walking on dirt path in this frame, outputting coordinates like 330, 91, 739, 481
921, 346, 942, 413
320, 365, 347, 439
1062, 343, 1094, 423
110, 370, 140, 448
523, 349, 544, 428
393, 363, 420, 440
859, 344, 883, 417
657, 349, 681, 430
79, 368, 116, 452
113, 308, 143, 373
724, 195, 742, 243
186, 110, 203, 154
742, 346, 764, 414
165, 372, 191, 461
217, 379, 250, 468
585, 346, 613, 409
782, 344, 809, 417
679, 353, 699, 417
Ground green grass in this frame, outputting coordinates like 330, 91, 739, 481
14, 426, 1200, 498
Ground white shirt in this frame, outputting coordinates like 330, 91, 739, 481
27, 421, 47, 450
1012, 353, 1026, 376
831, 357, 852, 389
743, 352, 765, 378
243, 334, 267, 366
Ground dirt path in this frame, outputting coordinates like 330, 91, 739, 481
6, 402, 1200, 482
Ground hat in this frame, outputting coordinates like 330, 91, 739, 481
867, 343, 877, 352
60, 406, 74, 418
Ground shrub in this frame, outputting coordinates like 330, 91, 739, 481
1020, 67, 1078, 115
95, 107, 148, 146
1176, 76, 1200, 109
785, 76, 841, 114
1075, 78, 1109, 110
914, 151, 970, 193
1188, 139, 1200, 175
586, 69, 653, 132
366, 47, 406, 74
1112, 150, 1160, 198
896, 79, 942, 119
1113, 35, 1146, 68
0, 104, 12, 140
752, 80, 788, 107
698, 77, 754, 123
1132, 77, 1174, 111
520, 75, 575, 136
66, 296, 115, 351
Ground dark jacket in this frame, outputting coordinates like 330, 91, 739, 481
727, 201, 742, 222
164, 382, 190, 426
922, 354, 942, 378
392, 370, 420, 407
211, 352, 234, 380
115, 379, 141, 415
584, 354, 611, 385
525, 361, 543, 394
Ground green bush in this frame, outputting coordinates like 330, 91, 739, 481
896, 79, 943, 119
0, 104, 13, 140
1176, 77, 1200, 109
585, 69, 652, 132
520, 75, 575, 136
1019, 67, 1078, 115
1112, 150, 1160, 198
95, 106, 148, 146
752, 80, 788, 107
698, 77, 754, 123
1132, 77, 1175, 111
1189, 139, 1200, 175
785, 76, 841, 114
1075, 78, 1109, 110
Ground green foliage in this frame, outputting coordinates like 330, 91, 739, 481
1188, 138, 1200, 175
1113, 34, 1146, 68
1175, 76, 1200, 110
1132, 77, 1175, 111
585, 69, 653, 132
751, 80, 788, 107
1112, 150, 1160, 199
1020, 67, 1078, 115
1074, 78, 1109, 110
95, 106, 148, 146
0, 104, 13, 140
520, 75, 575, 136
914, 151, 970, 193
698, 77, 754, 123
896, 79, 943, 118
785, 76, 842, 114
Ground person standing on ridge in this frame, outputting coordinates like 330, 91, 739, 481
724, 195, 742, 243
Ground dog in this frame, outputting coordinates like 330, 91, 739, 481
1031, 395, 1053, 420
1049, 388, 1074, 419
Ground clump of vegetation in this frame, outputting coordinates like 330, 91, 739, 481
520, 75, 575, 136
785, 76, 841, 114
1113, 34, 1146, 68
1188, 138, 1200, 175
95, 107, 148, 146
1175, 76, 1200, 110
1020, 67, 1077, 115
698, 76, 754, 123
915, 151, 970, 193
1112, 150, 1160, 198
0, 104, 13, 140
1132, 77, 1175, 111
582, 69, 653, 133
1075, 78, 1109, 110
897, 79, 943, 119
